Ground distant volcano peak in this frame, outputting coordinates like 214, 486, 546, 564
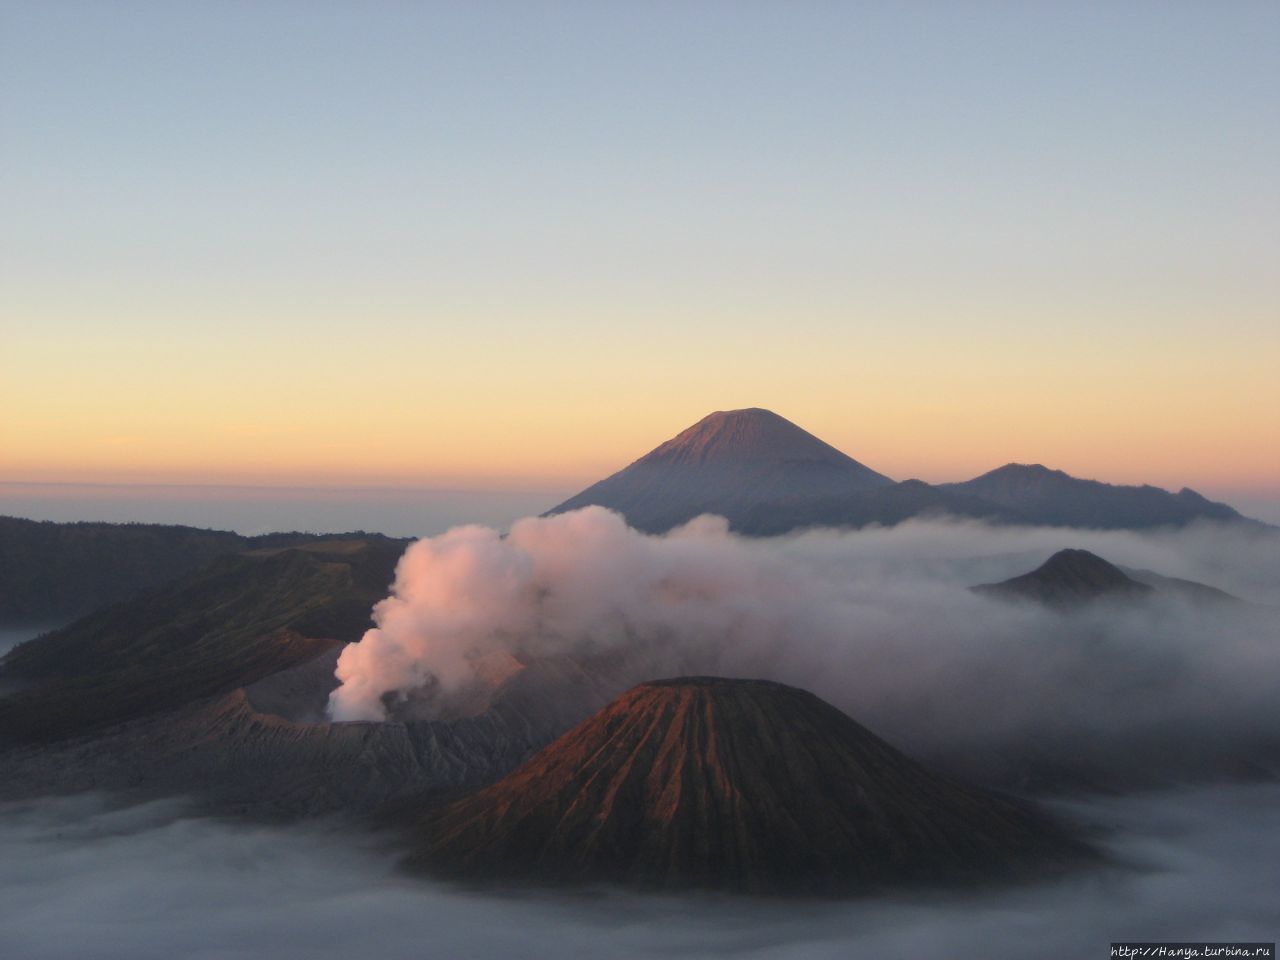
1040, 548, 1124, 575
974, 548, 1153, 607
641, 407, 860, 468
547, 409, 892, 532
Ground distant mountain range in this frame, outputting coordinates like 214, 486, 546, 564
941, 463, 1244, 529
549, 408, 1259, 535
409, 677, 1088, 893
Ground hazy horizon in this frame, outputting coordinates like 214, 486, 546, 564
0, 481, 562, 538
3, 2, 1277, 496
4, 471, 1280, 538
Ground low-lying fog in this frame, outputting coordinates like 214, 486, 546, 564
1, 786, 1277, 960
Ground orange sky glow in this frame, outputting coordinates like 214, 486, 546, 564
3, 4, 1276, 510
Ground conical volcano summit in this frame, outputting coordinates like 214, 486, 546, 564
549, 408, 892, 532
409, 677, 1089, 893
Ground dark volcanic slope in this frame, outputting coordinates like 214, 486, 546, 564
943, 464, 1246, 529
548, 408, 893, 533
411, 677, 1086, 894
0, 515, 380, 626
0, 534, 653, 817
0, 537, 404, 744
1121, 567, 1241, 605
0, 516, 245, 624
0, 649, 641, 818
973, 548, 1154, 607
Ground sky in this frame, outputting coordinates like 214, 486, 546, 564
2, 1, 1277, 508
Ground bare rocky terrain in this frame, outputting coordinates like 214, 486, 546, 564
0, 532, 672, 816
0, 647, 638, 818
411, 678, 1093, 893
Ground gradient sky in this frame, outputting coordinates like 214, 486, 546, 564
2, 1, 1277, 504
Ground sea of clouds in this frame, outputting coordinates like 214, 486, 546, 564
1, 786, 1277, 960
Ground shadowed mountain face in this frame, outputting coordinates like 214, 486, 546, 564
0, 533, 660, 814
942, 464, 1244, 529
548, 408, 893, 533
0, 516, 245, 626
973, 549, 1154, 608
410, 677, 1088, 894
734, 479, 1023, 535
0, 515, 387, 627
1121, 567, 1240, 605
0, 647, 642, 819
0, 537, 406, 744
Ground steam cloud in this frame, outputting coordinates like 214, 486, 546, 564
328, 508, 817, 722
328, 507, 1280, 783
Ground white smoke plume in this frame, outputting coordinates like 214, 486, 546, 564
328, 508, 804, 721
328, 506, 1280, 776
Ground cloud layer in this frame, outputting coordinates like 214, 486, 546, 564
327, 509, 1279, 786
1, 786, 1277, 960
